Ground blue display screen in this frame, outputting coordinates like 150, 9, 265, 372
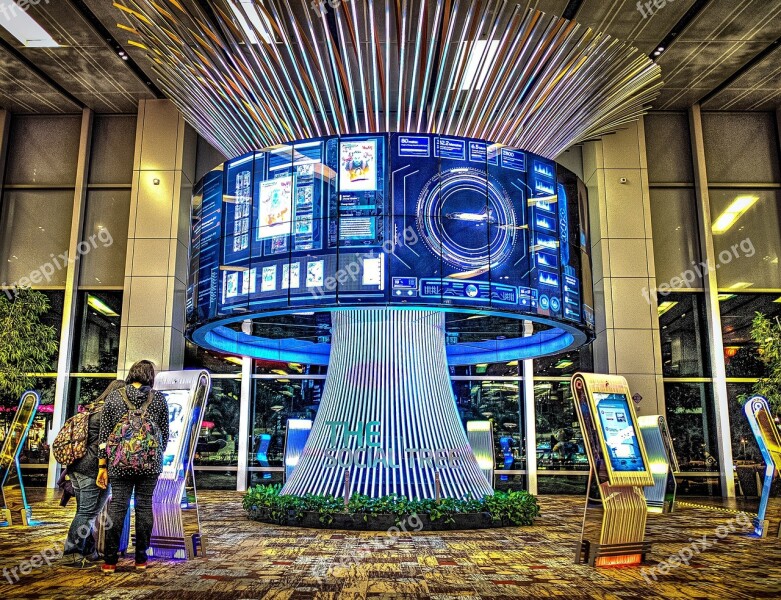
188, 134, 592, 330
593, 393, 646, 472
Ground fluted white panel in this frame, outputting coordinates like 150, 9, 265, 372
281, 309, 493, 500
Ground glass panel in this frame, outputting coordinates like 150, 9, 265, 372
650, 188, 702, 288
195, 378, 241, 470
452, 380, 524, 470
6, 115, 81, 185
0, 190, 74, 286
184, 342, 242, 374
657, 292, 710, 377
249, 379, 324, 468
40, 290, 64, 371
78, 190, 131, 286
721, 293, 781, 377
727, 383, 762, 465
534, 345, 593, 376
664, 381, 721, 495
709, 189, 781, 290
194, 470, 237, 491
702, 112, 781, 184
534, 381, 589, 473
255, 360, 327, 377
644, 112, 694, 184
88, 115, 137, 185
71, 291, 122, 373
67, 377, 122, 421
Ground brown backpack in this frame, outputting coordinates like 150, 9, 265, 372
52, 411, 90, 466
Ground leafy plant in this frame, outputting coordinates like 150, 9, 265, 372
243, 485, 541, 527
0, 288, 59, 405
747, 313, 781, 414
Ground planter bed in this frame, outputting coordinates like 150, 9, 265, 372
247, 509, 513, 530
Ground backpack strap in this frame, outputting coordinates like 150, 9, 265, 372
118, 387, 155, 415
140, 390, 155, 414
117, 387, 135, 412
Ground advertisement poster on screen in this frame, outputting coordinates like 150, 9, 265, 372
162, 390, 190, 471
258, 177, 292, 239
339, 140, 377, 192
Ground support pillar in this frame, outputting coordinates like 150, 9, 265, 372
689, 104, 736, 498
47, 109, 93, 488
582, 119, 665, 417
236, 356, 252, 492
117, 100, 197, 376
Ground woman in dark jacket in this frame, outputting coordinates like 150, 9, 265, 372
97, 360, 169, 574
62, 379, 126, 567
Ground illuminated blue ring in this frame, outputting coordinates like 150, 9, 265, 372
416, 168, 516, 271
190, 306, 587, 366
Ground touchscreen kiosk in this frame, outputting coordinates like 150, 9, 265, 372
639, 415, 679, 514
284, 419, 312, 481
744, 395, 781, 538
467, 421, 495, 487
148, 370, 211, 559
571, 373, 653, 567
0, 391, 39, 527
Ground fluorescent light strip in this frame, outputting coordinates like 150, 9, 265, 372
712, 195, 759, 234
0, 0, 58, 47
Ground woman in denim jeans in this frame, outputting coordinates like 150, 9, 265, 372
62, 379, 125, 568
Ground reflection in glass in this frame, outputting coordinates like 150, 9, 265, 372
451, 380, 524, 471
721, 294, 781, 378
534, 381, 588, 472
72, 291, 122, 373
657, 292, 710, 377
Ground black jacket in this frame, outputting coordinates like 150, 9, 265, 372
68, 407, 103, 478
98, 385, 170, 478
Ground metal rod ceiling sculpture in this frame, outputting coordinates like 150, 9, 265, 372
115, 0, 663, 159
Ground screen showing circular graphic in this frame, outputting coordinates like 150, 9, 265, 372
187, 133, 594, 364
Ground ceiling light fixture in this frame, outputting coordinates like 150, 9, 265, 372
0, 0, 58, 47
229, 0, 273, 44
459, 40, 500, 90
87, 294, 119, 317
727, 282, 753, 290
657, 301, 678, 317
712, 195, 759, 234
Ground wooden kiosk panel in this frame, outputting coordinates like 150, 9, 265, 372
571, 374, 653, 567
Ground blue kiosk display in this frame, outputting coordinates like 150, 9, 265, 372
0, 391, 39, 527
744, 395, 781, 538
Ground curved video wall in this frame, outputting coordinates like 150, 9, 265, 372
187, 134, 594, 356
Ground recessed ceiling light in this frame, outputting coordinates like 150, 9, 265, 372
712, 195, 759, 234
657, 301, 677, 317
727, 282, 753, 290
458, 39, 500, 90
229, 0, 273, 44
0, 0, 59, 47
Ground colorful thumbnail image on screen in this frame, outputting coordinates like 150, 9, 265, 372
593, 393, 647, 472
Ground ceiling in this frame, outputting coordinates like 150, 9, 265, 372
0, 0, 778, 115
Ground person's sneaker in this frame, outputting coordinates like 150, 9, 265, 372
134, 561, 147, 571
101, 564, 116, 575
84, 551, 103, 563
62, 556, 96, 569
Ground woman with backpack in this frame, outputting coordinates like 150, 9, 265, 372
62, 379, 126, 568
96, 360, 169, 574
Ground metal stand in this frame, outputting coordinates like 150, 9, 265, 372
147, 370, 211, 560
744, 396, 781, 539
0, 391, 39, 527
639, 415, 679, 514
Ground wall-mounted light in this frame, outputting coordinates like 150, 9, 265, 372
152, 178, 161, 185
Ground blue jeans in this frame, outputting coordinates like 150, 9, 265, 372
64, 471, 110, 556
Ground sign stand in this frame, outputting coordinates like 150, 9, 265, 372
0, 391, 39, 527
571, 374, 654, 567
466, 421, 495, 487
639, 415, 679, 514
147, 370, 211, 559
743, 395, 781, 538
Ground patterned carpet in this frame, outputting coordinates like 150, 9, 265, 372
1, 488, 780, 599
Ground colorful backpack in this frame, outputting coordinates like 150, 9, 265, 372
106, 388, 161, 474
52, 411, 90, 466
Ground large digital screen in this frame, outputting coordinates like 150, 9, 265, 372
188, 134, 593, 334
593, 393, 646, 472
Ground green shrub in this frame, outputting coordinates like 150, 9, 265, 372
243, 485, 540, 527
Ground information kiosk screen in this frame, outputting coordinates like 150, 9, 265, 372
593, 393, 646, 472
160, 389, 191, 472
